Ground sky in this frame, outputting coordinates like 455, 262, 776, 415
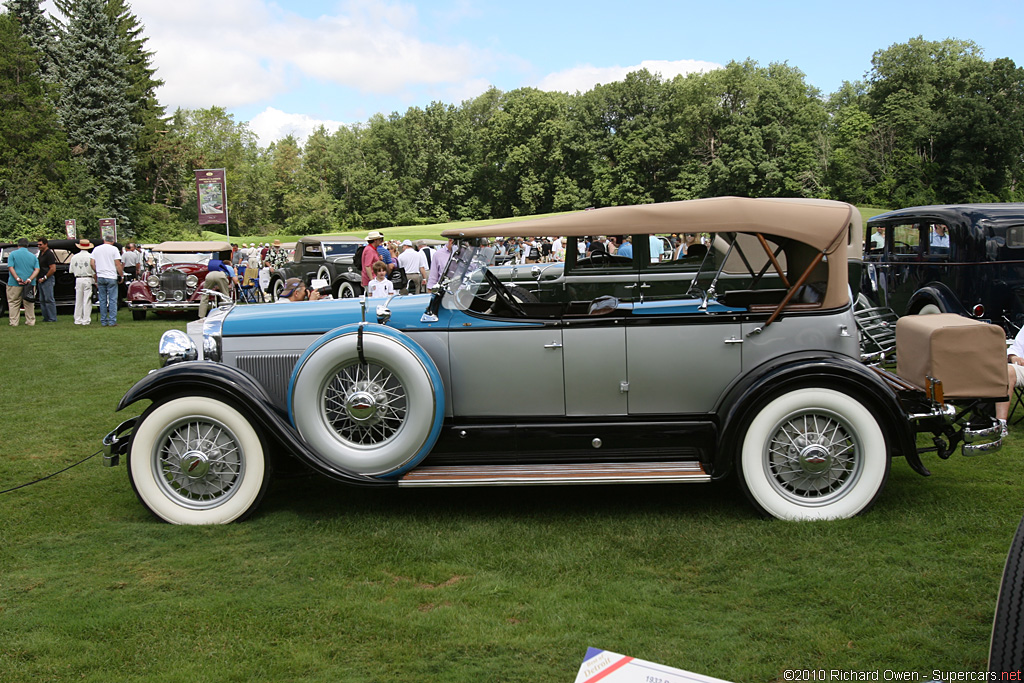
43, 0, 1024, 146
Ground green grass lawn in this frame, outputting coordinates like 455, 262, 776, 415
1, 314, 1021, 682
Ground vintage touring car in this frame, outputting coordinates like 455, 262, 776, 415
103, 197, 1008, 524
126, 241, 233, 319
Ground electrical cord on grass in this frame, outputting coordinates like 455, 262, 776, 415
0, 449, 102, 495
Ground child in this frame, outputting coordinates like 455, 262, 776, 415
366, 260, 394, 298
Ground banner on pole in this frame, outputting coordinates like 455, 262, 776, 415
195, 169, 227, 226
99, 218, 117, 243
64, 219, 76, 240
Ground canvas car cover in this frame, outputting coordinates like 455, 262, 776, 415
895, 314, 1009, 399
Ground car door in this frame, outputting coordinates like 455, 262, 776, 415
624, 312, 743, 414
448, 324, 566, 417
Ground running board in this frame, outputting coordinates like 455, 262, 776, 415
397, 461, 709, 487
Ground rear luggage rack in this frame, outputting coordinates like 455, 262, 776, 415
855, 305, 899, 363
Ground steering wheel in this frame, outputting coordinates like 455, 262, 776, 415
483, 268, 527, 317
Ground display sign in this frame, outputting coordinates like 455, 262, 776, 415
574, 648, 731, 683
99, 218, 116, 243
64, 219, 76, 240
195, 168, 228, 226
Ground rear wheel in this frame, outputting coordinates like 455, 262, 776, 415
334, 281, 356, 299
132, 310, 146, 321
128, 396, 271, 524
738, 387, 889, 520
990, 512, 1024, 675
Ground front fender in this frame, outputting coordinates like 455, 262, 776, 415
117, 362, 390, 487
713, 353, 920, 479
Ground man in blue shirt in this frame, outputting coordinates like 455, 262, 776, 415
617, 238, 633, 259
6, 238, 40, 326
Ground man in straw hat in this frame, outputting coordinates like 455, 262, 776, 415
361, 231, 384, 288
69, 238, 95, 325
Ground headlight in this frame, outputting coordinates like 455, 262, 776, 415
156, 291, 166, 302
158, 330, 197, 366
185, 274, 199, 288
173, 291, 184, 301
147, 275, 160, 288
202, 308, 227, 362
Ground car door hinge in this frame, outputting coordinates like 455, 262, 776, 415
620, 381, 629, 393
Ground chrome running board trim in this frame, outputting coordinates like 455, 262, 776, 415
398, 461, 709, 487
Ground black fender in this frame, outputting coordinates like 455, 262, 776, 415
117, 361, 392, 487
712, 352, 922, 479
907, 283, 970, 317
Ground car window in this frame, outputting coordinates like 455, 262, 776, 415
1006, 225, 1024, 248
648, 232, 709, 270
925, 223, 950, 258
323, 243, 359, 257
889, 223, 920, 258
302, 243, 323, 259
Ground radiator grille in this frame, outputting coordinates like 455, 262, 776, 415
160, 269, 187, 297
236, 353, 301, 408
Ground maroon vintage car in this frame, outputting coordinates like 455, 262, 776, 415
127, 241, 233, 320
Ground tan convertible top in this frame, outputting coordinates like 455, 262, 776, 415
442, 196, 856, 253
152, 240, 231, 253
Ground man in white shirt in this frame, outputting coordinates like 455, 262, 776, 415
90, 235, 123, 326
69, 238, 95, 325
397, 240, 428, 294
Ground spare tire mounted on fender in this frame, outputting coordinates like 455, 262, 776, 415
289, 324, 444, 478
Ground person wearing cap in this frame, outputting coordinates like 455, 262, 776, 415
362, 231, 384, 288
6, 237, 40, 327
69, 238, 95, 325
397, 239, 428, 294
276, 277, 322, 303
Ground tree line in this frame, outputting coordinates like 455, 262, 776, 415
2, 0, 1023, 242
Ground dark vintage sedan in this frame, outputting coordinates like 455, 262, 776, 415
862, 203, 1024, 334
103, 197, 1007, 525
126, 241, 233, 320
267, 235, 364, 300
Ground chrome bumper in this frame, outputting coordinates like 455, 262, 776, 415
963, 422, 1003, 455
102, 418, 137, 466
127, 301, 200, 309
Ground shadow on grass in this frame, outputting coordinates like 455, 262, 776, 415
260, 471, 752, 525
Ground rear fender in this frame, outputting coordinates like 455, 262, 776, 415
713, 353, 921, 479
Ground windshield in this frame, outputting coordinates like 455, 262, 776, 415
152, 252, 213, 267
444, 244, 496, 311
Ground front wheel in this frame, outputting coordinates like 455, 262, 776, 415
132, 310, 146, 321
738, 388, 889, 521
270, 277, 284, 302
128, 396, 271, 524
334, 280, 357, 299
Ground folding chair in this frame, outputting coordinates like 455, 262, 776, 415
235, 264, 260, 304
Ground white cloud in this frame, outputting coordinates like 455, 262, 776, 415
536, 59, 723, 94
248, 107, 347, 146
123, 0, 490, 111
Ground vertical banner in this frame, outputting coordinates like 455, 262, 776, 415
99, 218, 117, 243
64, 219, 77, 240
195, 169, 228, 226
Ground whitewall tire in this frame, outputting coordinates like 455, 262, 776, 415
738, 388, 889, 521
335, 281, 356, 299
917, 303, 943, 315
316, 266, 332, 287
290, 327, 444, 477
128, 396, 270, 524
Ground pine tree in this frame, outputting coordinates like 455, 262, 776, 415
4, 0, 57, 82
55, 0, 138, 228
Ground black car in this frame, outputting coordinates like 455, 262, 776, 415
862, 204, 1024, 334
267, 236, 364, 300
0, 239, 95, 316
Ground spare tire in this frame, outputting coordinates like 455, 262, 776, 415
289, 324, 444, 477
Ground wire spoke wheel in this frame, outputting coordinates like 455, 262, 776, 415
153, 416, 245, 508
323, 361, 408, 446
739, 388, 889, 520
765, 409, 860, 504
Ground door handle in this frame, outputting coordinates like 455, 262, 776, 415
724, 337, 744, 344
639, 283, 651, 289
543, 342, 563, 349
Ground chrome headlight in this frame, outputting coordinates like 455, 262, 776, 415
156, 291, 166, 302
158, 329, 198, 366
173, 290, 184, 301
185, 274, 199, 288
202, 308, 227, 362
147, 274, 160, 288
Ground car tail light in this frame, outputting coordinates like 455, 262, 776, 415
973, 304, 985, 317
